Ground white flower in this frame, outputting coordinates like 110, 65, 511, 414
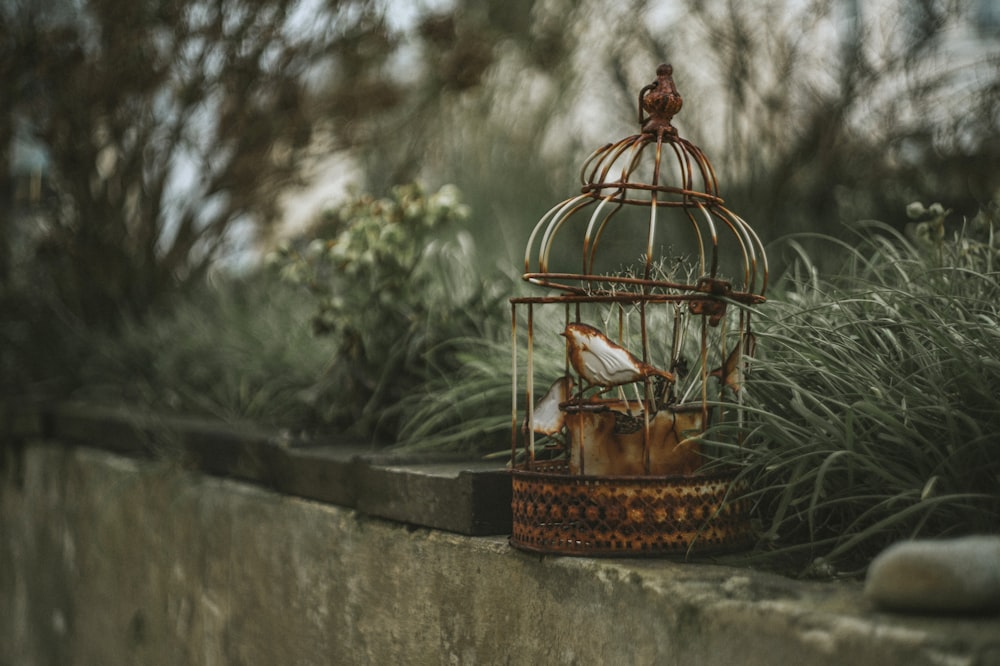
306, 238, 327, 258
906, 202, 927, 219
914, 221, 932, 243
434, 184, 460, 208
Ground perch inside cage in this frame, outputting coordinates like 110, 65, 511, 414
509, 64, 768, 556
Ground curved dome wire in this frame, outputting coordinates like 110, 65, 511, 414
522, 64, 768, 307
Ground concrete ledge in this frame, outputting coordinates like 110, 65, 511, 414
9, 401, 512, 535
358, 460, 512, 535
2, 443, 998, 665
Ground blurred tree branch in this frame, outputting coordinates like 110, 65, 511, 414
1, 0, 400, 325
670, 0, 1000, 239
351, 0, 999, 262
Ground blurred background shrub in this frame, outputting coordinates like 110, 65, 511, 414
268, 182, 506, 438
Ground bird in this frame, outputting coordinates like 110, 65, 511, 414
710, 332, 756, 393
561, 323, 675, 410
523, 375, 574, 436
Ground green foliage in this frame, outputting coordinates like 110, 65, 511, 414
709, 204, 1000, 575
274, 183, 470, 338
391, 313, 571, 456
271, 183, 506, 439
77, 277, 338, 429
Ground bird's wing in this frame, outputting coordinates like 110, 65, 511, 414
530, 375, 573, 435
710, 345, 741, 392
711, 332, 756, 392
585, 335, 641, 384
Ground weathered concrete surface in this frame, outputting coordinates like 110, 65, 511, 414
23, 401, 513, 535
2, 443, 999, 666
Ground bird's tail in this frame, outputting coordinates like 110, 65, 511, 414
649, 367, 676, 383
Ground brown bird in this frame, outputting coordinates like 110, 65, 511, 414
710, 332, 756, 393
562, 323, 675, 392
523, 375, 575, 436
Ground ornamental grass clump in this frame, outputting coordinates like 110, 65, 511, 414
711, 206, 1000, 575
77, 278, 336, 429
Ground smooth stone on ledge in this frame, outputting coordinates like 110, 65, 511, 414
864, 535, 1000, 614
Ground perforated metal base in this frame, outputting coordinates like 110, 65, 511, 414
510, 464, 752, 557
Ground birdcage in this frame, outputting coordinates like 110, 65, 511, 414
509, 64, 768, 556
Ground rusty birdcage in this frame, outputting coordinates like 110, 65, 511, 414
509, 64, 768, 556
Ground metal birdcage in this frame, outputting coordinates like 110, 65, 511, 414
509, 64, 768, 557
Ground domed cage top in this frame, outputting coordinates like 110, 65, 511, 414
508, 65, 769, 556
523, 64, 767, 303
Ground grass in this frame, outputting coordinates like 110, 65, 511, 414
391, 310, 570, 456
75, 277, 342, 432
704, 220, 1000, 574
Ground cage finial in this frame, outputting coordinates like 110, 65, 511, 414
640, 64, 683, 139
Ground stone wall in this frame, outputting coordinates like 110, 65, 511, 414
3, 441, 999, 665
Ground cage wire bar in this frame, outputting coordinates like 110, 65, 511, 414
509, 64, 768, 556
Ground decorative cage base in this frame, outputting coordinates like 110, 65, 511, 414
510, 463, 752, 557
